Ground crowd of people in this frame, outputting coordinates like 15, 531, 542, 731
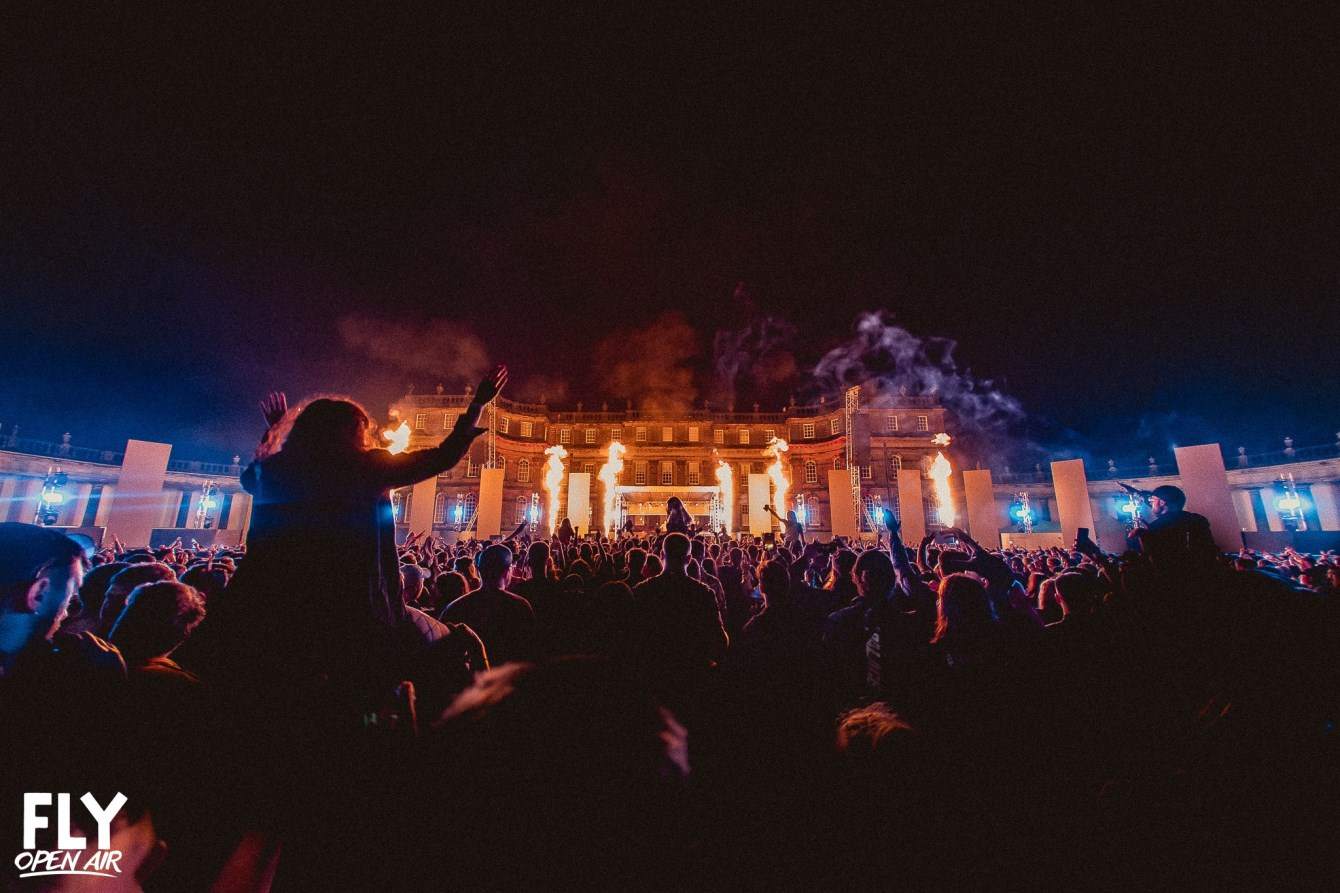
2, 371, 1336, 888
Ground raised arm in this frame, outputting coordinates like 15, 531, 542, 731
371, 366, 508, 490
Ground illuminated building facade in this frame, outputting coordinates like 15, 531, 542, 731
386, 389, 950, 535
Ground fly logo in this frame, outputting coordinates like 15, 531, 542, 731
15, 792, 127, 879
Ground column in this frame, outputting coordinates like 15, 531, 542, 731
1231, 489, 1258, 533
566, 473, 592, 533
226, 492, 253, 540
895, 468, 927, 544
407, 476, 439, 538
1260, 486, 1285, 532
7, 478, 41, 523
93, 484, 115, 527
962, 469, 1000, 548
1050, 459, 1096, 548
0, 477, 18, 522
66, 482, 94, 527
159, 491, 185, 528
1173, 444, 1245, 552
476, 467, 505, 539
186, 490, 204, 529
1310, 482, 1340, 531
828, 469, 859, 539
1091, 495, 1129, 553
747, 473, 771, 535
104, 440, 173, 547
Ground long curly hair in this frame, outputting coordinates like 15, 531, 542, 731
258, 395, 375, 460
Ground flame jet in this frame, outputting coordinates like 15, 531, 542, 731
764, 438, 790, 528
542, 444, 568, 535
382, 421, 411, 455
928, 451, 956, 527
598, 441, 627, 534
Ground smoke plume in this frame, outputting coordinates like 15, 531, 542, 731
594, 311, 698, 412
810, 311, 1025, 461
713, 316, 798, 406
338, 314, 491, 385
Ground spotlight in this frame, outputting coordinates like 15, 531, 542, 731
35, 467, 68, 526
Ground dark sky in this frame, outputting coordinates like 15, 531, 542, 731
2, 4, 1336, 463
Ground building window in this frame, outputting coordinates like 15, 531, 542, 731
635, 462, 647, 485
861, 465, 873, 480
739, 429, 750, 445
467, 456, 478, 477
499, 416, 509, 434
611, 427, 622, 442
661, 462, 673, 485
585, 428, 596, 444
802, 422, 815, 439
636, 427, 647, 443
833, 456, 843, 469
583, 462, 594, 475
890, 455, 903, 474
444, 412, 456, 430
520, 420, 533, 438
414, 412, 427, 431
830, 418, 841, 435
805, 461, 818, 484
434, 492, 448, 524
688, 426, 699, 442
714, 428, 725, 444
764, 428, 775, 442
464, 492, 477, 520
518, 459, 530, 483
558, 428, 570, 444
887, 414, 898, 433
497, 457, 506, 476
916, 415, 929, 432
688, 462, 700, 485
516, 497, 528, 524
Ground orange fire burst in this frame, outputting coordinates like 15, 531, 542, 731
764, 437, 790, 528
715, 458, 734, 536
382, 420, 411, 455
932, 432, 952, 447
598, 441, 627, 533
928, 451, 956, 527
542, 444, 568, 535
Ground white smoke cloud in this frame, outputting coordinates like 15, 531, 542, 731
810, 311, 1025, 458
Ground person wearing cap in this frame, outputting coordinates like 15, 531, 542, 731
1127, 484, 1217, 564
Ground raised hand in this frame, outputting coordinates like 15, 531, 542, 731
260, 391, 289, 428
882, 507, 900, 534
472, 366, 509, 405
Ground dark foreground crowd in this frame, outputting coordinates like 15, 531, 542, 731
2, 377, 1337, 890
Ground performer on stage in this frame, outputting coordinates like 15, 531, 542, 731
665, 496, 693, 535
764, 504, 805, 550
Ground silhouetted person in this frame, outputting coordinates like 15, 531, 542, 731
632, 532, 727, 703
439, 543, 536, 665
203, 366, 506, 699
1127, 485, 1217, 565
665, 496, 693, 535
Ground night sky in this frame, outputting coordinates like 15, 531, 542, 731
2, 5, 1336, 464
